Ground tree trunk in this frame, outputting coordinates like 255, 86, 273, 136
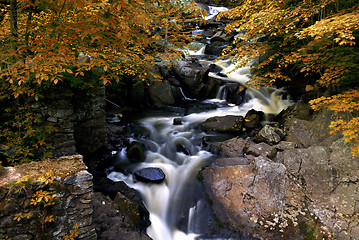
25, 0, 36, 55
9, 0, 17, 49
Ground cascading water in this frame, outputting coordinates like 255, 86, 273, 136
108, 6, 293, 239
108, 65, 292, 240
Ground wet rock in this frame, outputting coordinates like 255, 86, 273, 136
217, 83, 246, 105
92, 192, 151, 240
246, 142, 277, 160
201, 156, 307, 239
147, 79, 182, 108
126, 141, 146, 163
208, 63, 223, 73
211, 30, 234, 43
244, 109, 265, 130
134, 167, 165, 184
254, 124, 285, 144
173, 118, 182, 125
273, 141, 298, 151
214, 157, 252, 167
204, 42, 227, 56
209, 137, 250, 157
196, 76, 222, 100
201, 115, 244, 133
172, 60, 221, 100
176, 143, 191, 155
173, 61, 207, 94
216, 72, 228, 78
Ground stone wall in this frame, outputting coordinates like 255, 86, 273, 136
29, 73, 107, 159
0, 155, 97, 240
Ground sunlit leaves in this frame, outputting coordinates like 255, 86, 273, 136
217, 0, 359, 156
298, 9, 359, 46
0, 0, 203, 100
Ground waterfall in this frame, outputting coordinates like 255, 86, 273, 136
108, 62, 292, 239
108, 116, 212, 240
108, 12, 292, 239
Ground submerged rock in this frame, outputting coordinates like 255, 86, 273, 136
127, 141, 146, 163
134, 167, 165, 184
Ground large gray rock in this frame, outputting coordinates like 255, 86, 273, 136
201, 156, 307, 239
201, 115, 244, 133
173, 60, 207, 93
173, 60, 221, 99
209, 137, 250, 157
147, 79, 182, 107
246, 142, 277, 159
254, 124, 285, 144
202, 104, 359, 239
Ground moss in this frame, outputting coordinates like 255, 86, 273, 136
304, 226, 317, 240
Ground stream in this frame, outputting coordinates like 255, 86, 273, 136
107, 6, 293, 240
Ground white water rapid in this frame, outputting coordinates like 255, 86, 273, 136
107, 63, 292, 240
108, 9, 293, 237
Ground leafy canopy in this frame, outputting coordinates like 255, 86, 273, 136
0, 0, 204, 99
0, 0, 204, 164
217, 0, 359, 156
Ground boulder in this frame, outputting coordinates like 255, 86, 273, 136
254, 124, 285, 144
208, 137, 250, 157
92, 192, 151, 240
208, 63, 223, 73
201, 115, 244, 133
147, 79, 182, 108
127, 141, 146, 163
217, 83, 246, 105
133, 167, 165, 184
173, 118, 182, 125
201, 102, 359, 239
173, 60, 206, 89
246, 142, 277, 159
173, 60, 220, 99
210, 30, 234, 43
204, 42, 226, 56
244, 109, 265, 130
201, 156, 307, 239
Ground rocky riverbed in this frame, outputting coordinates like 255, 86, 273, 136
200, 103, 359, 240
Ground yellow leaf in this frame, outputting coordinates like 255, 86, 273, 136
305, 85, 313, 92
66, 69, 73, 74
104, 65, 108, 71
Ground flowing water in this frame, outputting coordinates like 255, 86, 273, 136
108, 7, 293, 239
107, 66, 292, 240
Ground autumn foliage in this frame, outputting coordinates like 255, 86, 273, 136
0, 0, 204, 165
217, 0, 359, 156
0, 0, 203, 99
